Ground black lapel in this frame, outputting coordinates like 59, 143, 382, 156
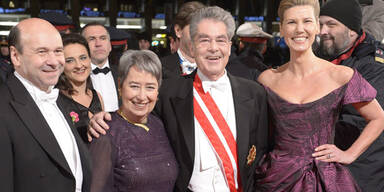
169, 53, 182, 76
7, 75, 73, 175
110, 64, 119, 89
169, 73, 195, 160
228, 74, 255, 175
109, 64, 121, 106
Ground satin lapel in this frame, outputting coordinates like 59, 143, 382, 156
57, 96, 91, 188
228, 74, 255, 178
7, 76, 72, 175
169, 76, 195, 160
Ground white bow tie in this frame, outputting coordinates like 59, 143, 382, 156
202, 80, 228, 93
181, 61, 197, 74
36, 88, 59, 104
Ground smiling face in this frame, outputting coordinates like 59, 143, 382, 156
120, 65, 159, 124
280, 5, 319, 54
319, 15, 354, 59
191, 19, 231, 81
11, 19, 64, 92
63, 43, 91, 86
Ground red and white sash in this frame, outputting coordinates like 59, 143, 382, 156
193, 74, 241, 192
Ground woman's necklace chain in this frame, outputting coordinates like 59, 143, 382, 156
117, 109, 149, 132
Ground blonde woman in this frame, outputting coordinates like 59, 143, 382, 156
255, 0, 384, 191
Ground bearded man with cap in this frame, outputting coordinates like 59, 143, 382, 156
318, 0, 384, 191
226, 22, 272, 81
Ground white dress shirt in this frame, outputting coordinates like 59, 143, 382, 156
90, 60, 119, 112
15, 72, 83, 192
177, 49, 197, 75
188, 69, 237, 192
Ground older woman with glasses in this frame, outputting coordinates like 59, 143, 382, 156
89, 50, 178, 192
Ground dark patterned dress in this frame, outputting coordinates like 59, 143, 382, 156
58, 89, 102, 142
255, 69, 376, 192
89, 112, 178, 192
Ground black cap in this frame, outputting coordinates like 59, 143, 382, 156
320, 0, 362, 34
39, 12, 74, 31
107, 27, 131, 46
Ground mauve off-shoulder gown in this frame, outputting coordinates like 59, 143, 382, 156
255, 69, 376, 192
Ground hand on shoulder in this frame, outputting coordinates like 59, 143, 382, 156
87, 111, 112, 142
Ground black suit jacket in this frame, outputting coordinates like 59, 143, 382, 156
110, 64, 122, 107
108, 59, 119, 89
154, 72, 268, 192
109, 63, 120, 93
161, 53, 182, 79
0, 75, 92, 192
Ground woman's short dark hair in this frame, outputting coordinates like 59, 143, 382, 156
56, 33, 93, 95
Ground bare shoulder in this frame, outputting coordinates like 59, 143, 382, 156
257, 68, 279, 87
329, 63, 354, 86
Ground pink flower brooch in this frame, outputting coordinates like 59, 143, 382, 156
70, 111, 79, 123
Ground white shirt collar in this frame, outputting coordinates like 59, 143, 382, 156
197, 69, 230, 93
177, 49, 193, 63
14, 71, 56, 101
197, 68, 229, 83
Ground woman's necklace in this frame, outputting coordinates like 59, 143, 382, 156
117, 109, 149, 132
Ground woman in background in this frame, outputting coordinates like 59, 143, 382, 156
57, 33, 104, 142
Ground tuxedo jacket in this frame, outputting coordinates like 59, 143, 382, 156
161, 53, 182, 79
0, 75, 92, 192
108, 59, 119, 91
154, 71, 269, 192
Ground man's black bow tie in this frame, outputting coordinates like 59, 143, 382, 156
92, 67, 110, 75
